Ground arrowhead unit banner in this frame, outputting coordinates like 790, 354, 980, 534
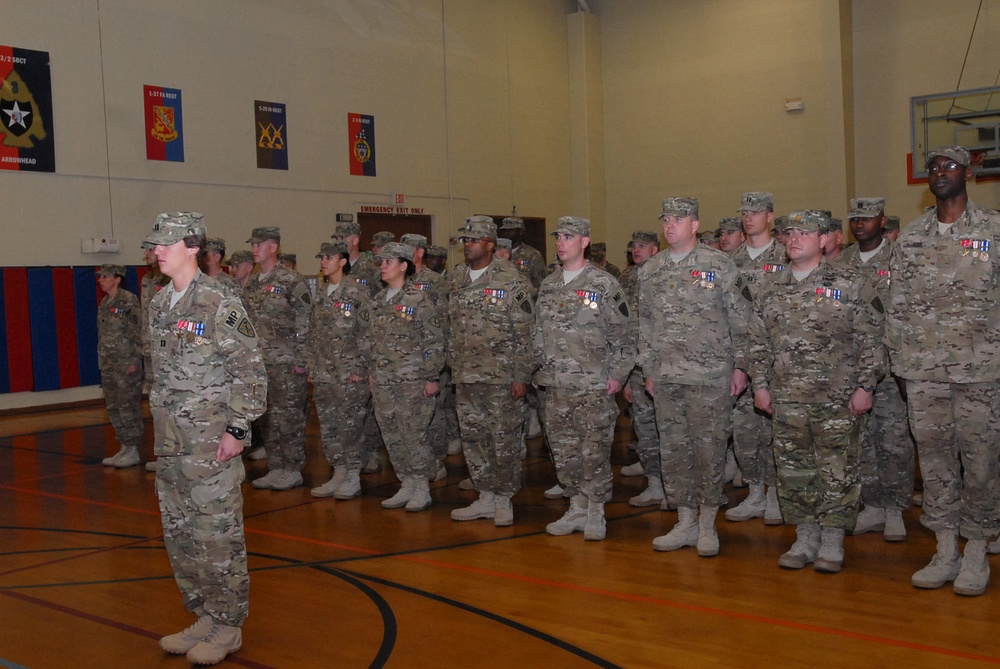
144, 85, 184, 162
0, 45, 55, 173
255, 100, 288, 170
348, 113, 376, 176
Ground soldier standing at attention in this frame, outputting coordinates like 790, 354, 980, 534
333, 222, 380, 297
822, 215, 845, 261
590, 242, 622, 278
145, 212, 266, 666
639, 198, 749, 557
447, 217, 534, 526
499, 216, 546, 296
305, 241, 373, 500
882, 215, 901, 242
141, 243, 171, 472
225, 251, 255, 294
534, 217, 634, 541
749, 210, 885, 574
370, 242, 444, 512
716, 217, 744, 256
244, 227, 312, 491
201, 238, 242, 294
97, 264, 144, 468
839, 198, 913, 542
726, 192, 786, 525
425, 245, 449, 276
889, 146, 1000, 596
618, 230, 667, 507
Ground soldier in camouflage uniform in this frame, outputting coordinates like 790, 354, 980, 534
839, 198, 913, 542
726, 193, 786, 525
225, 250, 255, 293
278, 253, 296, 271
534, 217, 635, 541
370, 242, 445, 512
244, 226, 312, 491
618, 230, 666, 507
141, 242, 170, 383
590, 242, 622, 278
447, 217, 534, 526
717, 217, 744, 256
305, 241, 373, 500
774, 215, 790, 248
888, 146, 1000, 596
882, 215, 900, 243
638, 198, 750, 557
425, 244, 449, 276
201, 238, 243, 295
145, 212, 266, 665
822, 215, 845, 262
749, 210, 885, 574
97, 264, 144, 468
499, 216, 546, 297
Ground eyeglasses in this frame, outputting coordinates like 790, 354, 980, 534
928, 160, 962, 174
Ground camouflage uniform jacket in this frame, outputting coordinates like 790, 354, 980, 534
601, 261, 622, 278
97, 289, 142, 371
208, 269, 243, 297
618, 263, 640, 302
350, 252, 382, 297
447, 259, 535, 385
749, 258, 886, 404
243, 264, 312, 366
732, 239, 788, 301
637, 245, 749, 386
410, 266, 449, 340
305, 280, 373, 383
887, 200, 1000, 383
148, 270, 266, 457
141, 270, 170, 361
533, 264, 635, 390
836, 238, 899, 299
370, 283, 445, 384
511, 243, 547, 294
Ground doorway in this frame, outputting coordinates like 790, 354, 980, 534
357, 213, 433, 253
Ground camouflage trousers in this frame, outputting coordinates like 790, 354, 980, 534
773, 401, 860, 530
628, 369, 659, 476
428, 368, 451, 463
313, 378, 371, 470
372, 381, 436, 479
732, 386, 775, 487
455, 383, 524, 497
101, 365, 144, 449
442, 369, 461, 444
906, 380, 1000, 539
542, 386, 617, 503
258, 360, 308, 472
859, 375, 914, 511
156, 455, 248, 626
653, 381, 730, 509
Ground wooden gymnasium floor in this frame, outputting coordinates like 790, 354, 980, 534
0, 401, 998, 669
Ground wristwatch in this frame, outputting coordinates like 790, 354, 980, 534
225, 425, 248, 440
861, 385, 876, 393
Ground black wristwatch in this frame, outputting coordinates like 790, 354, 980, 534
225, 425, 248, 440
861, 385, 876, 393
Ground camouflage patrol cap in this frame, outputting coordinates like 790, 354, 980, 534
551, 216, 591, 238
495, 238, 512, 250
628, 230, 659, 247
205, 237, 226, 255
316, 241, 348, 258
247, 226, 280, 243
883, 215, 900, 231
332, 222, 361, 238
400, 233, 428, 249
718, 217, 742, 232
926, 145, 971, 168
785, 210, 826, 233
738, 192, 774, 213
371, 231, 395, 247
140, 241, 155, 250
821, 217, 843, 234
458, 215, 497, 240
849, 197, 885, 219
278, 252, 297, 264
96, 263, 126, 278
376, 241, 414, 262
660, 197, 699, 219
146, 211, 207, 245
773, 215, 790, 231
426, 245, 448, 257
500, 216, 525, 230
227, 250, 253, 266
591, 242, 607, 253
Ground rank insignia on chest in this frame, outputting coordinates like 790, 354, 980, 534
484, 288, 506, 304
394, 304, 415, 320
414, 283, 431, 291
960, 238, 991, 260
265, 285, 284, 295
762, 264, 784, 273
576, 290, 599, 308
691, 270, 716, 288
334, 300, 354, 317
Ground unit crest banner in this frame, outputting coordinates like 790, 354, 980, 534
255, 100, 287, 170
348, 113, 376, 176
144, 85, 184, 162
0, 45, 55, 173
